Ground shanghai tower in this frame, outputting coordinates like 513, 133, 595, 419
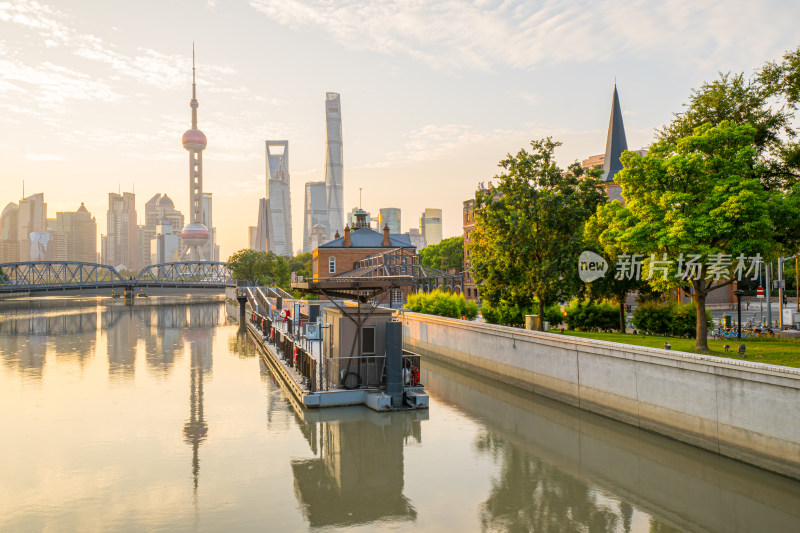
324, 92, 344, 237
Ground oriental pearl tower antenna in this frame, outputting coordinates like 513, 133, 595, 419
180, 44, 210, 261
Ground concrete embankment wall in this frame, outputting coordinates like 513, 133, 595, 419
401, 312, 800, 480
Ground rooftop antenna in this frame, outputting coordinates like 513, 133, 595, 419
22, 180, 24, 199
359, 187, 362, 209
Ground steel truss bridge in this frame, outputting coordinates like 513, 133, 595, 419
0, 261, 231, 294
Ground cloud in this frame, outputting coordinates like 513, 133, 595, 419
249, 0, 798, 72
25, 153, 65, 161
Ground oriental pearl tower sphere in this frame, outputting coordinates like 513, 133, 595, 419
180, 46, 210, 261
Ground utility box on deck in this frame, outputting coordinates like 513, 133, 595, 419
322, 304, 397, 388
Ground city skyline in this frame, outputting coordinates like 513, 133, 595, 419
2, 1, 799, 259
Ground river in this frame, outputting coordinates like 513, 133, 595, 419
1, 298, 799, 532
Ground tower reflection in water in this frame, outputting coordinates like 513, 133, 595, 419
286, 405, 427, 528
101, 300, 221, 497
182, 303, 217, 498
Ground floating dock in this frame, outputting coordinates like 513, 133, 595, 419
245, 313, 428, 411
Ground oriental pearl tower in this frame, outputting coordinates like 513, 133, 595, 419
180, 46, 210, 261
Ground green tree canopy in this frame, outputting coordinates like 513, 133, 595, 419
227, 249, 290, 288
419, 235, 463, 270
599, 122, 777, 351
584, 201, 644, 332
470, 138, 606, 330
659, 46, 800, 191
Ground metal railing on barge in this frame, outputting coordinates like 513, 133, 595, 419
249, 310, 421, 394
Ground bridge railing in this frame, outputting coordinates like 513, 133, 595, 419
135, 261, 231, 286
0, 261, 126, 290
0, 260, 231, 292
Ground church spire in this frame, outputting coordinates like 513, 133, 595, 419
602, 84, 628, 183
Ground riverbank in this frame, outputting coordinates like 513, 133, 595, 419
402, 311, 800, 481
556, 330, 800, 368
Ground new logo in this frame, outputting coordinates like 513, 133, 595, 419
578, 251, 608, 282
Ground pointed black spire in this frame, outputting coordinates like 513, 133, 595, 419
601, 84, 628, 183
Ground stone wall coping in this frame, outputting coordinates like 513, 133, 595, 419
400, 311, 800, 381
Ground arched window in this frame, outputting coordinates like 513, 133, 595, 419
328, 256, 336, 274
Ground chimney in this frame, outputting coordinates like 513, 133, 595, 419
334, 230, 340, 239
382, 224, 391, 247
343, 225, 351, 247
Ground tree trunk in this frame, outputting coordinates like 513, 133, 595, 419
538, 299, 545, 331
694, 280, 709, 353
618, 297, 626, 334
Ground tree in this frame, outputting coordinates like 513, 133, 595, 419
470, 138, 606, 330
287, 252, 312, 278
226, 249, 290, 288
659, 47, 800, 193
584, 202, 644, 333
419, 235, 463, 270
603, 122, 776, 352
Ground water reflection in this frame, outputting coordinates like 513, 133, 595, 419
288, 407, 426, 528
183, 313, 213, 497
424, 359, 800, 533
0, 300, 98, 379
477, 433, 620, 532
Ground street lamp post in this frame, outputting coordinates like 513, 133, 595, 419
734, 289, 745, 339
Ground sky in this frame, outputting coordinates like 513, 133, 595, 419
2, 0, 799, 260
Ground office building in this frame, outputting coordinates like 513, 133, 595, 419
17, 193, 47, 261
462, 198, 479, 302
201, 192, 219, 261
104, 192, 139, 269
0, 202, 20, 262
405, 228, 426, 252
324, 92, 344, 237
143, 194, 184, 265
251, 198, 268, 252
48, 203, 98, 262
266, 141, 293, 256
378, 208, 401, 235
152, 219, 180, 263
419, 208, 442, 248
302, 181, 328, 253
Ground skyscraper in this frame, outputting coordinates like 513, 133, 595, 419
17, 193, 46, 261
266, 140, 293, 256
201, 192, 219, 261
0, 202, 20, 262
419, 208, 442, 248
180, 47, 211, 261
104, 192, 138, 269
302, 181, 328, 252
49, 203, 97, 262
143, 193, 184, 265
252, 198, 268, 252
378, 208, 401, 234
324, 92, 344, 238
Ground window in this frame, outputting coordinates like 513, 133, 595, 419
361, 326, 375, 354
390, 289, 403, 307
328, 256, 336, 274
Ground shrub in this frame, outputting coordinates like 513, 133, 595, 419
482, 300, 565, 328
632, 301, 674, 336
564, 299, 619, 331
631, 301, 713, 338
405, 290, 477, 320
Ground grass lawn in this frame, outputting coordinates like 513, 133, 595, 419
552, 330, 800, 368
